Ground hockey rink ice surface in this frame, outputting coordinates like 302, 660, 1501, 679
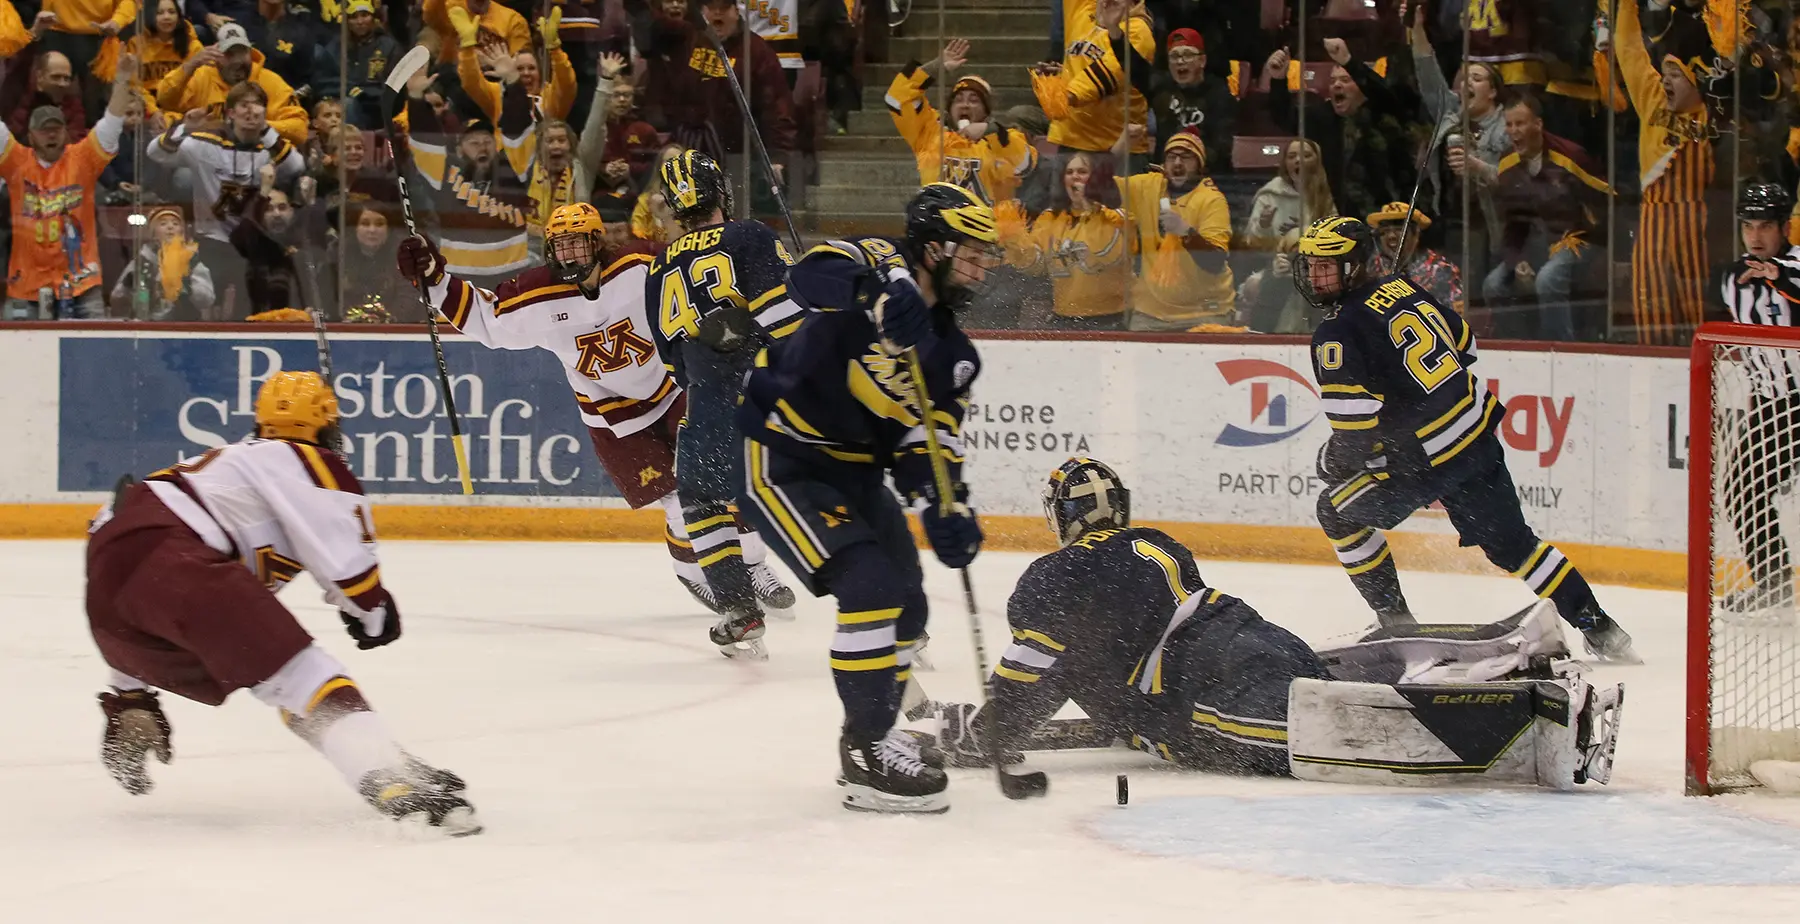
7, 539, 1800, 923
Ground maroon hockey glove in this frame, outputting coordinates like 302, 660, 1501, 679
99, 688, 172, 795
396, 234, 446, 288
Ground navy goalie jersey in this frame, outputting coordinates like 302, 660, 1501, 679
1311, 272, 1501, 476
739, 235, 980, 502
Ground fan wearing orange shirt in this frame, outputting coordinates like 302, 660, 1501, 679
1, 53, 137, 319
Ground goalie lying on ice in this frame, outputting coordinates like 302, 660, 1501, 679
929, 458, 1624, 791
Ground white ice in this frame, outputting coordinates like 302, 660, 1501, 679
4, 538, 1800, 923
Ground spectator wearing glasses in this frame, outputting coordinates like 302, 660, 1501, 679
1148, 28, 1234, 168
1113, 126, 1234, 329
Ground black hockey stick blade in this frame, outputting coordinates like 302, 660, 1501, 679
999, 768, 1048, 800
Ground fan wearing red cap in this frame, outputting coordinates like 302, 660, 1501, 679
887, 39, 1037, 204
1149, 27, 1237, 167
1112, 126, 1236, 329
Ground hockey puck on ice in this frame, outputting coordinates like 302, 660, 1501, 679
1116, 774, 1129, 805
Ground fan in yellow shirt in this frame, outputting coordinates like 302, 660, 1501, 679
1005, 151, 1132, 328
886, 38, 1037, 204
1030, 0, 1154, 158
1113, 127, 1234, 330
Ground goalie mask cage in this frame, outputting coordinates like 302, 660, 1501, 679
1688, 322, 1800, 795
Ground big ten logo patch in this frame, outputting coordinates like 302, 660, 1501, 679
1488, 378, 1574, 468
1213, 359, 1319, 447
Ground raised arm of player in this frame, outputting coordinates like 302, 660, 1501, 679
395, 233, 538, 351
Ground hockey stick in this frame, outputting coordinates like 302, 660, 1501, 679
384, 45, 475, 495
901, 349, 1048, 800
294, 249, 343, 452
698, 18, 802, 251
1395, 118, 1450, 268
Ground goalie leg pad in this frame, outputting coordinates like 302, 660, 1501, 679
1317, 600, 1571, 685
1287, 676, 1620, 791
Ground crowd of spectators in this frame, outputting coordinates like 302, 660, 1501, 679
0, 0, 1795, 345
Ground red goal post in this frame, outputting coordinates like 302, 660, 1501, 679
1688, 322, 1800, 795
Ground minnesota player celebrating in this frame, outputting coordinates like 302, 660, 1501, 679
395, 202, 791, 610
738, 183, 996, 813
648, 151, 807, 657
1292, 217, 1638, 661
932, 458, 1624, 789
84, 372, 480, 835
1714, 182, 1800, 621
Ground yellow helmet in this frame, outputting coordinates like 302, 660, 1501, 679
255, 371, 340, 444
545, 202, 607, 284
1294, 216, 1377, 310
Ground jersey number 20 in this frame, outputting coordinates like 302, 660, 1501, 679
1388, 303, 1461, 392
659, 252, 745, 341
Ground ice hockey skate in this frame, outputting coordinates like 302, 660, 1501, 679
1579, 607, 1643, 664
359, 761, 482, 836
750, 561, 797, 619
838, 728, 949, 814
710, 608, 768, 660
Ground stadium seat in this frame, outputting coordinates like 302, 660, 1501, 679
1233, 136, 1293, 172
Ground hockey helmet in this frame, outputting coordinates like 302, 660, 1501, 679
905, 182, 1001, 311
545, 202, 607, 285
1737, 181, 1793, 223
1043, 457, 1132, 547
256, 370, 340, 445
659, 149, 732, 227
1294, 216, 1378, 311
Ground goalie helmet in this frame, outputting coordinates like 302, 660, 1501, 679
659, 149, 732, 227
545, 202, 607, 285
1737, 181, 1792, 223
905, 182, 1001, 311
255, 370, 340, 445
1293, 216, 1378, 312
1043, 458, 1131, 547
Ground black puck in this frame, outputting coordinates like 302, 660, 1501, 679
1116, 773, 1129, 805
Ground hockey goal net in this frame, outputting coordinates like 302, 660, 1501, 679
1689, 323, 1800, 794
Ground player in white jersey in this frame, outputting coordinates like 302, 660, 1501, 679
396, 202, 794, 614
85, 372, 480, 835
1715, 181, 1800, 621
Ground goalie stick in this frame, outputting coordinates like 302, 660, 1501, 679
903, 350, 1048, 800
383, 45, 475, 495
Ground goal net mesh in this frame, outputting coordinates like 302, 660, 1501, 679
1705, 339, 1800, 790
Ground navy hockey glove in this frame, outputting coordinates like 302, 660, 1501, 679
396, 234, 445, 288
922, 501, 983, 569
341, 592, 402, 650
873, 270, 931, 354
99, 688, 172, 795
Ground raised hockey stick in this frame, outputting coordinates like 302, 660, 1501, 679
1395, 118, 1450, 268
698, 18, 802, 251
294, 249, 343, 452
384, 44, 475, 495
901, 349, 1048, 800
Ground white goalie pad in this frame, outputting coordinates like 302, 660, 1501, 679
1316, 600, 1571, 685
1287, 674, 1624, 791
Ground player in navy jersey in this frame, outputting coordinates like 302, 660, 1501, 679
737, 183, 997, 813
647, 150, 803, 657
1292, 216, 1637, 661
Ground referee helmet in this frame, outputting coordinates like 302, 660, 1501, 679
1737, 182, 1793, 223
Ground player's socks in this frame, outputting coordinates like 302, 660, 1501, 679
1328, 527, 1413, 625
838, 727, 950, 814
685, 501, 757, 612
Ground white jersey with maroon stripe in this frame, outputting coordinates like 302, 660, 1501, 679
430, 251, 679, 436
139, 438, 388, 617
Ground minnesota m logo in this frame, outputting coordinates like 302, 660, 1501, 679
575, 320, 656, 379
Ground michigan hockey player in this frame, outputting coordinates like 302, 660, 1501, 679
1714, 182, 1800, 623
1292, 216, 1639, 661
395, 202, 792, 613
738, 183, 997, 813
648, 150, 807, 657
84, 372, 480, 835
931, 458, 1624, 790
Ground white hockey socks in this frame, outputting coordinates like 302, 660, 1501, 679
252, 645, 405, 790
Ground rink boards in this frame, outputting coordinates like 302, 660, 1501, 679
0, 327, 1689, 587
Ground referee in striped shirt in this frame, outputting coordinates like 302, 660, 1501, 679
1716, 181, 1800, 620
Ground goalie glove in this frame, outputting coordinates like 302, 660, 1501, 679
98, 688, 172, 795
341, 592, 403, 650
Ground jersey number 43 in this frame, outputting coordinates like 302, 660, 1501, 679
658, 252, 745, 341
